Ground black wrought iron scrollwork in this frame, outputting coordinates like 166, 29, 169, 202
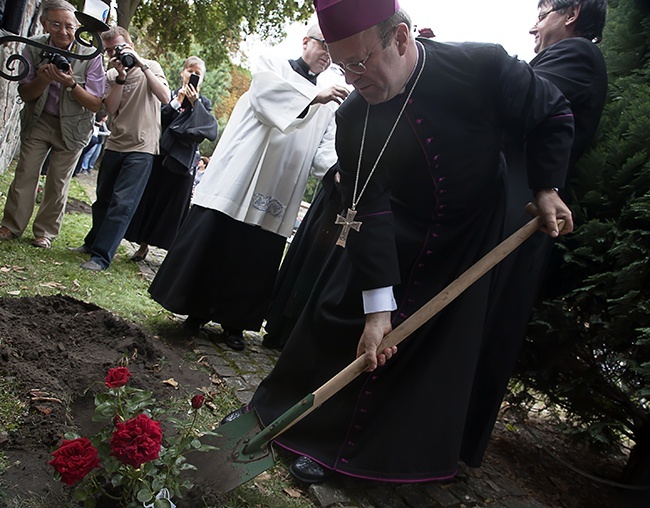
0, 11, 108, 82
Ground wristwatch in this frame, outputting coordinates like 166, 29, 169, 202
66, 81, 77, 92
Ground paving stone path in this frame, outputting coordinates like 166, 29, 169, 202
75, 173, 555, 508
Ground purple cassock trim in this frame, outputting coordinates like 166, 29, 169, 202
314, 0, 400, 43
275, 442, 459, 482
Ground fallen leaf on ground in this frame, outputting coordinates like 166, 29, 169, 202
40, 282, 66, 289
7, 266, 27, 272
7, 290, 20, 296
163, 378, 179, 388
283, 487, 303, 498
29, 390, 51, 398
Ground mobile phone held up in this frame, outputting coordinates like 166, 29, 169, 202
181, 73, 200, 109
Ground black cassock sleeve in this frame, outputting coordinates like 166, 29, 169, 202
336, 43, 574, 292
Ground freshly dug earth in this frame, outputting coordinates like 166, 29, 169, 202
0, 294, 227, 506
0, 294, 627, 507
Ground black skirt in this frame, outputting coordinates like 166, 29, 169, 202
264, 169, 342, 348
148, 206, 286, 331
124, 155, 193, 250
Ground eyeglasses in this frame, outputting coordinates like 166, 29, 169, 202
309, 36, 328, 51
536, 4, 567, 23
45, 19, 78, 32
333, 28, 395, 75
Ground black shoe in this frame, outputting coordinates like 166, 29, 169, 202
182, 316, 206, 333
68, 244, 90, 254
219, 405, 248, 425
130, 246, 149, 262
224, 332, 245, 351
262, 333, 285, 350
80, 259, 105, 271
289, 456, 332, 484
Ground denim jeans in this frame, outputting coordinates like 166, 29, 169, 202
81, 143, 102, 170
84, 150, 153, 268
87, 142, 103, 169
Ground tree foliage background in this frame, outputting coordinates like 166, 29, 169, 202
131, 0, 312, 69
511, 0, 650, 489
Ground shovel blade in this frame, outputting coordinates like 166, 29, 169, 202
186, 409, 276, 494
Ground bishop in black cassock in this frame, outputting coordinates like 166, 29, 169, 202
251, 35, 575, 481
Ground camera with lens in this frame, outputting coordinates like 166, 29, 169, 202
113, 44, 136, 69
42, 51, 70, 73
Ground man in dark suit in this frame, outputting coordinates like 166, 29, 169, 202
461, 0, 608, 465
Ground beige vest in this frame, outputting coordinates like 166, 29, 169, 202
21, 34, 97, 151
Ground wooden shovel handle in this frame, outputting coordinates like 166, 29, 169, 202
311, 215, 562, 407
254, 214, 563, 444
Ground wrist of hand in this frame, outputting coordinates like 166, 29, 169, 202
536, 187, 559, 193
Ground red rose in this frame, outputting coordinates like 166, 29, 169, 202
105, 367, 132, 388
110, 414, 162, 468
191, 394, 205, 409
49, 437, 100, 485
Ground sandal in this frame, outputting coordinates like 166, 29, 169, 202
0, 226, 16, 240
31, 237, 52, 249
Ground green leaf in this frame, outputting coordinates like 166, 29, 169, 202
136, 486, 154, 503
111, 473, 125, 487
73, 487, 88, 501
151, 476, 165, 491
153, 499, 173, 508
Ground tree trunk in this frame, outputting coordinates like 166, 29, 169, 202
618, 421, 650, 507
116, 0, 141, 29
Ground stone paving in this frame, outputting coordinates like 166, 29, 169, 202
75, 173, 555, 507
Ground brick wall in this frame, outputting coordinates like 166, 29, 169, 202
0, 0, 41, 174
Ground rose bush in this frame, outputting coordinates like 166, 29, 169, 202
191, 395, 204, 410
105, 366, 133, 388
110, 414, 163, 468
49, 366, 217, 507
49, 437, 100, 485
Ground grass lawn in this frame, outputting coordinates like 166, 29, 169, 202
0, 161, 316, 508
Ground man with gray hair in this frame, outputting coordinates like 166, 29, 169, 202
149, 25, 348, 351
0, 0, 105, 248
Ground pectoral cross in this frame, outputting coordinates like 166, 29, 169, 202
335, 208, 362, 248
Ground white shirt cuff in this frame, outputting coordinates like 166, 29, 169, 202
170, 98, 182, 110
362, 287, 397, 314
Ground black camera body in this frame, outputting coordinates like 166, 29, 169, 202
42, 51, 70, 73
113, 44, 136, 69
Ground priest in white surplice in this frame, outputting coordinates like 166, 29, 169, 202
149, 25, 349, 351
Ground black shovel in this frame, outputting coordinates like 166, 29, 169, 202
188, 214, 561, 493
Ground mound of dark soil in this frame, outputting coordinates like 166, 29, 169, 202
0, 294, 221, 506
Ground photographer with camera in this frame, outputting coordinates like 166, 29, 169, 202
71, 26, 170, 271
0, 0, 105, 249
